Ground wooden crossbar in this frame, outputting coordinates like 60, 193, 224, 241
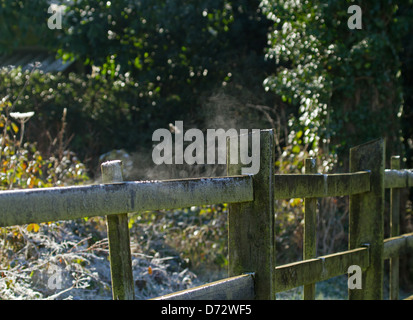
274, 171, 371, 199
153, 273, 255, 300
384, 169, 413, 189
274, 247, 370, 293
383, 232, 413, 260
0, 175, 253, 228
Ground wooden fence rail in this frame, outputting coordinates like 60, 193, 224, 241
0, 130, 412, 300
154, 273, 255, 300
274, 247, 370, 293
0, 175, 253, 228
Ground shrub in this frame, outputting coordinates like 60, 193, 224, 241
0, 91, 88, 189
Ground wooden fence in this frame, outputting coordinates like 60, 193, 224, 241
0, 130, 412, 300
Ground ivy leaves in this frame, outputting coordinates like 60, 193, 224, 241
261, 0, 411, 165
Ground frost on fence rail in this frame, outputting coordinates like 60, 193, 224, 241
273, 171, 371, 199
0, 175, 253, 228
384, 169, 413, 189
274, 246, 370, 293
383, 232, 413, 260
153, 273, 255, 300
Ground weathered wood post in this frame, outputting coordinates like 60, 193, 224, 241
304, 158, 317, 300
101, 160, 135, 300
349, 139, 385, 300
227, 129, 275, 300
390, 155, 400, 300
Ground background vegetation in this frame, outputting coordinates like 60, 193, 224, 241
0, 0, 412, 299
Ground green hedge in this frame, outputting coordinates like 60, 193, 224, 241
0, 68, 193, 171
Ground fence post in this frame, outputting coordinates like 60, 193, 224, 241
348, 139, 385, 300
390, 155, 400, 300
304, 158, 317, 300
101, 160, 135, 300
227, 129, 275, 300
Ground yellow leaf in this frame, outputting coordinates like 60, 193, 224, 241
148, 266, 153, 275
292, 145, 300, 154
27, 223, 40, 233
11, 122, 18, 134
